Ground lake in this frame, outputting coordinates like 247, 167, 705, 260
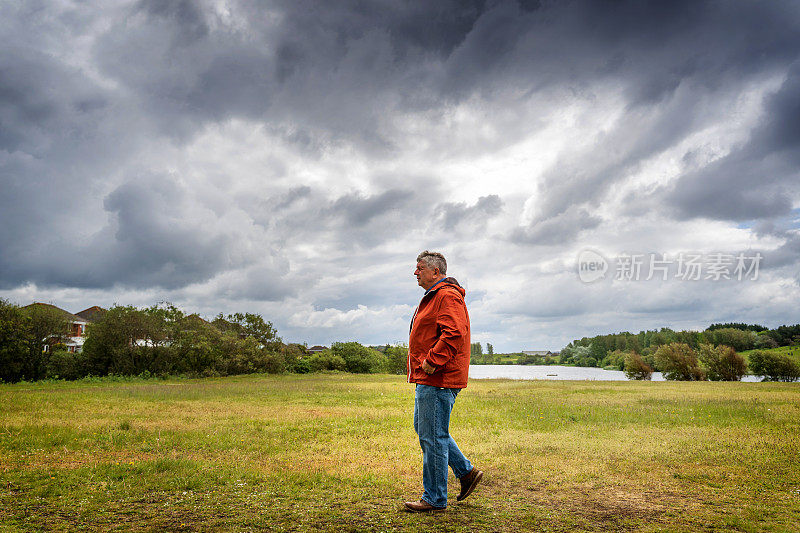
469, 364, 765, 382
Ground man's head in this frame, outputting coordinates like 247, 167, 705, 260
415, 251, 447, 290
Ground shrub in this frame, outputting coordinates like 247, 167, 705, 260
704, 328, 756, 352
307, 351, 347, 372
292, 357, 311, 374
217, 336, 285, 375
697, 344, 747, 381
330, 342, 387, 373
753, 334, 779, 350
46, 350, 87, 380
623, 352, 653, 380
0, 299, 28, 383
654, 343, 706, 381
519, 353, 542, 365
282, 343, 309, 373
601, 349, 627, 371
384, 345, 408, 375
748, 350, 800, 382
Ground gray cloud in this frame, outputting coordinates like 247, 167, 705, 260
434, 195, 503, 232
512, 206, 602, 246
667, 65, 800, 221
1, 172, 262, 290
3, 0, 800, 350
329, 189, 415, 227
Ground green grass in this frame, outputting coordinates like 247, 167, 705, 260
1, 374, 799, 531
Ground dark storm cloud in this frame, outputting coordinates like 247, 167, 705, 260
329, 189, 415, 227
100, 0, 800, 157
3, 0, 800, 300
471, 0, 800, 231
434, 195, 503, 231
236, 185, 424, 253
91, 0, 491, 147
511, 205, 601, 246
667, 64, 800, 221
1, 172, 260, 291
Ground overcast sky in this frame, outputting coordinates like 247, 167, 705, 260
2, 0, 799, 351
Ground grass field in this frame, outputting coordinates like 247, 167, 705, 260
1, 374, 799, 532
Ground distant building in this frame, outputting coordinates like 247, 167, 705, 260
22, 303, 94, 353
75, 305, 107, 322
307, 345, 327, 354
522, 350, 556, 357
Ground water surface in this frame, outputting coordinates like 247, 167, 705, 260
469, 364, 764, 382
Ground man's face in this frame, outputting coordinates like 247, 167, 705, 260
415, 260, 440, 290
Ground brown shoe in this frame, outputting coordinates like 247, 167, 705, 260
404, 500, 446, 512
457, 468, 483, 501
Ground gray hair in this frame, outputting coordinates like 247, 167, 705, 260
417, 250, 447, 276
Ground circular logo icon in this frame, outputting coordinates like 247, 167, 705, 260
577, 249, 608, 283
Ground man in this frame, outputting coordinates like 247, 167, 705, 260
404, 250, 483, 512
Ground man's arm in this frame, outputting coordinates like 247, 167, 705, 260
423, 291, 468, 372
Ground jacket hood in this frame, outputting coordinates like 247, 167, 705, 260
435, 277, 466, 297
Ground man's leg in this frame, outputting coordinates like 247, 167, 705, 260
446, 388, 484, 502
446, 389, 472, 478
413, 384, 449, 508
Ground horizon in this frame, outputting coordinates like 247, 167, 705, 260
10, 298, 794, 353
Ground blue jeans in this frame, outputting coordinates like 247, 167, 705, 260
414, 384, 473, 508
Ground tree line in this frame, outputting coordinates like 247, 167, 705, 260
560, 322, 800, 382
0, 299, 407, 383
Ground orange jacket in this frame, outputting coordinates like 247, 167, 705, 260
407, 277, 471, 388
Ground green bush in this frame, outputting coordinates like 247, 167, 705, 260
654, 343, 706, 381
519, 353, 541, 365
292, 357, 311, 374
307, 351, 347, 372
46, 350, 87, 380
0, 299, 28, 382
623, 352, 653, 380
703, 328, 757, 352
330, 342, 387, 373
697, 344, 747, 381
384, 345, 408, 374
282, 343, 309, 373
601, 349, 627, 371
218, 336, 285, 375
753, 334, 779, 350
748, 350, 800, 382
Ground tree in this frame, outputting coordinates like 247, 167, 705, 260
216, 312, 282, 349
486, 343, 494, 355
748, 350, 800, 382
753, 333, 779, 350
307, 350, 347, 372
22, 304, 70, 381
470, 342, 483, 356
384, 344, 409, 375
282, 343, 309, 373
623, 352, 653, 380
654, 343, 705, 381
330, 342, 387, 373
707, 322, 768, 332
0, 299, 28, 382
83, 306, 161, 376
697, 344, 747, 381
601, 349, 627, 371
704, 328, 756, 352
560, 344, 591, 366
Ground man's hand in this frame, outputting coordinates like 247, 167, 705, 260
422, 360, 435, 374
